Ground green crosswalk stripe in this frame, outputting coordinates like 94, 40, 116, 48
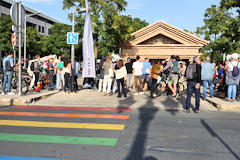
0, 133, 118, 146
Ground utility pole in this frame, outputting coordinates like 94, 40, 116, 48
24, 12, 41, 69
18, 0, 22, 96
71, 8, 86, 90
71, 9, 75, 74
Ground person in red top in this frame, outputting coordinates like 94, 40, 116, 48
213, 63, 218, 90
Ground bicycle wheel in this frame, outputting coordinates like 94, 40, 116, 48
15, 80, 29, 95
177, 82, 186, 96
158, 81, 167, 95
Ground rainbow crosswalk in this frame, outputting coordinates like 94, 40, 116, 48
0, 106, 132, 160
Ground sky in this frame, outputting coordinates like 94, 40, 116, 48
21, 0, 221, 32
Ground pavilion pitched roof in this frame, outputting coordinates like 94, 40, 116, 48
130, 20, 209, 46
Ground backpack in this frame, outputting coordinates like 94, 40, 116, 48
5, 60, 12, 71
232, 62, 239, 77
186, 63, 196, 80
30, 62, 35, 71
171, 61, 180, 74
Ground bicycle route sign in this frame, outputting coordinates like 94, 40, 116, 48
67, 32, 79, 45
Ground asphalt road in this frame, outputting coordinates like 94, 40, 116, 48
0, 105, 239, 160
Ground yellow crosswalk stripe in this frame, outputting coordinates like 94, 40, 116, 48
0, 120, 125, 130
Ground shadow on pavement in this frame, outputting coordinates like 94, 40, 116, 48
176, 95, 186, 108
117, 95, 136, 113
0, 105, 12, 109
160, 96, 180, 116
201, 119, 240, 160
125, 98, 159, 160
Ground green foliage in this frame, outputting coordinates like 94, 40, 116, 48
1, 1, 148, 59
196, 4, 240, 62
63, 0, 148, 57
26, 27, 43, 56
0, 15, 14, 55
221, 0, 240, 15
44, 23, 73, 57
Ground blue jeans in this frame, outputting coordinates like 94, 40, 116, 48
2, 71, 13, 93
56, 74, 65, 89
203, 80, 213, 99
228, 84, 237, 100
186, 81, 200, 110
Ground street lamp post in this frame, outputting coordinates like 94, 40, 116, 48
71, 8, 86, 68
24, 11, 41, 69
71, 8, 86, 90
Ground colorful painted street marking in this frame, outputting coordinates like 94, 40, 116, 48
0, 133, 118, 146
14, 106, 132, 111
0, 120, 125, 130
0, 112, 130, 119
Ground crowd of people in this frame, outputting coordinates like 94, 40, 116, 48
2, 52, 240, 113
96, 55, 187, 98
1, 53, 81, 95
96, 53, 240, 113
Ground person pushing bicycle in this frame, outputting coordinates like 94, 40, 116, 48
161, 55, 181, 98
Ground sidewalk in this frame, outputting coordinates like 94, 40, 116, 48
0, 89, 58, 106
30, 89, 218, 112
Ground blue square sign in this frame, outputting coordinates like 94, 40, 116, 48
67, 32, 79, 44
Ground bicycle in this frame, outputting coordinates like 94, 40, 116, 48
39, 70, 49, 89
12, 71, 31, 95
157, 73, 186, 97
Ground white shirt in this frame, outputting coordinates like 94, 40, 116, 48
133, 61, 143, 76
228, 61, 240, 71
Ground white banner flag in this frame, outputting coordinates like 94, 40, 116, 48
82, 0, 96, 78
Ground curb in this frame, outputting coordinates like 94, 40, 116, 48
0, 91, 58, 106
205, 97, 240, 111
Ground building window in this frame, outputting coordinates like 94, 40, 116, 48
48, 29, 51, 35
38, 25, 41, 32
42, 26, 44, 33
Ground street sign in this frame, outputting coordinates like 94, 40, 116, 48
12, 33, 16, 47
12, 25, 22, 33
67, 32, 79, 44
10, 2, 26, 26
11, 32, 23, 47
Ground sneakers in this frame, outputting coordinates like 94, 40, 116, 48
152, 94, 157, 98
7, 92, 15, 95
1, 92, 5, 95
139, 92, 144, 95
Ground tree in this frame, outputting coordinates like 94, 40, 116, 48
63, 0, 148, 57
221, 0, 240, 15
26, 27, 44, 57
42, 23, 73, 57
196, 5, 239, 62
98, 14, 148, 55
0, 15, 14, 56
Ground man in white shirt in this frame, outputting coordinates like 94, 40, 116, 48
132, 55, 144, 95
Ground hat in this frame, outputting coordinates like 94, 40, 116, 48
144, 57, 148, 59
232, 53, 239, 60
96, 59, 101, 63
127, 57, 131, 60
